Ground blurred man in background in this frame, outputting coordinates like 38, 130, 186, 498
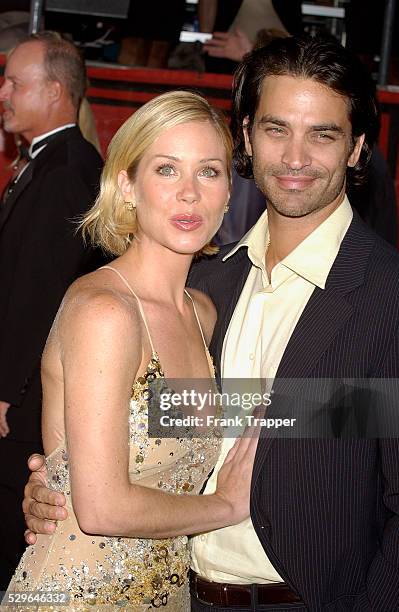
0, 31, 105, 588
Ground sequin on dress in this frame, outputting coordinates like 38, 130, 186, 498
6, 266, 221, 611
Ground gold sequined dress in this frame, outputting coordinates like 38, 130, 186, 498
6, 266, 221, 611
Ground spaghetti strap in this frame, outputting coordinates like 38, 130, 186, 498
184, 289, 215, 378
184, 290, 207, 352
99, 265, 156, 356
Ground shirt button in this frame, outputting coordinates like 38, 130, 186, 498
200, 535, 206, 542
249, 353, 255, 360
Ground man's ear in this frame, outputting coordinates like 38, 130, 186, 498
348, 133, 365, 168
117, 170, 135, 202
47, 80, 62, 104
243, 116, 252, 157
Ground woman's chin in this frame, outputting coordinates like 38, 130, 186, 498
167, 236, 212, 256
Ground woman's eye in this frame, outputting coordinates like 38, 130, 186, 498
200, 166, 219, 178
157, 164, 176, 176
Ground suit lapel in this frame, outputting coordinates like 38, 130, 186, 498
252, 288, 354, 483
276, 213, 375, 380
0, 127, 79, 235
252, 214, 376, 484
0, 162, 34, 233
210, 248, 252, 376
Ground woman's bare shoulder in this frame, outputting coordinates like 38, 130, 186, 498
56, 270, 142, 343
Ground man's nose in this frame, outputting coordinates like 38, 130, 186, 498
0, 81, 9, 102
281, 136, 311, 170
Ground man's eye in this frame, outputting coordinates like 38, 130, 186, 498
200, 166, 219, 178
315, 132, 335, 141
266, 127, 286, 136
157, 164, 176, 176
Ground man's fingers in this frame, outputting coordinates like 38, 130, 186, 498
30, 484, 66, 507
23, 479, 45, 509
24, 529, 38, 545
0, 418, 9, 437
24, 473, 47, 500
22, 487, 62, 515
27, 453, 46, 471
27, 499, 67, 521
25, 515, 58, 535
0, 403, 10, 437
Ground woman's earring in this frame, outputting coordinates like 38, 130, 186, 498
125, 201, 136, 211
224, 204, 230, 214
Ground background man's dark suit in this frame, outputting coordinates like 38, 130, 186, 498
0, 126, 105, 588
189, 212, 399, 610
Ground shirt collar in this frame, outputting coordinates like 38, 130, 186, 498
223, 208, 269, 268
223, 196, 353, 289
282, 196, 353, 288
29, 124, 76, 158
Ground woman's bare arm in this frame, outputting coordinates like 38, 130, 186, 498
50, 289, 255, 539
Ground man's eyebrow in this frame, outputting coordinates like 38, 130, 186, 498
258, 115, 288, 127
257, 116, 345, 134
311, 124, 345, 134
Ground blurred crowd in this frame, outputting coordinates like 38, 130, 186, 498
0, 1, 398, 82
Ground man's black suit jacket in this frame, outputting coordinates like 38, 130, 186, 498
0, 126, 105, 442
189, 212, 399, 610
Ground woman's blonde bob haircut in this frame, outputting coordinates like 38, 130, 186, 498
81, 90, 233, 256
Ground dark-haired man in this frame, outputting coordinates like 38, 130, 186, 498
0, 32, 104, 587
188, 35, 399, 611
22, 36, 399, 610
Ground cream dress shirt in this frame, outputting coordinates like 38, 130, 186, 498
190, 197, 353, 584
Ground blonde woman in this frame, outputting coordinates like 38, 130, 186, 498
6, 91, 257, 610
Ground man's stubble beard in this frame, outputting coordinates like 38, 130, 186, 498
1, 105, 16, 134
252, 161, 347, 219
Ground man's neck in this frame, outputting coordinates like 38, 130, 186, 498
265, 196, 345, 277
24, 109, 78, 144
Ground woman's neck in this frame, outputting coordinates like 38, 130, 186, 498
115, 239, 194, 310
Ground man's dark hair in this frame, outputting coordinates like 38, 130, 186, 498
231, 34, 380, 186
28, 31, 86, 110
